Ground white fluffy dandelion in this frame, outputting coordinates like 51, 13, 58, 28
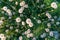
6, 9, 12, 16
27, 34, 30, 38
26, 29, 31, 34
29, 33, 33, 37
45, 28, 50, 32
27, 33, 33, 38
16, 17, 21, 22
19, 36, 23, 40
2, 6, 8, 11
22, 21, 25, 26
20, 1, 25, 6
47, 23, 51, 27
15, 1, 18, 5
46, 12, 51, 19
0, 34, 5, 38
29, 23, 33, 27
49, 31, 54, 37
10, 26, 13, 30
24, 29, 31, 35
23, 4, 28, 8
40, 33, 46, 38
37, 20, 41, 24
5, 29, 9, 33
1, 17, 4, 20
0, 34, 6, 40
15, 29, 19, 32
56, 22, 60, 25
51, 2, 57, 9
26, 18, 32, 24
18, 7, 24, 13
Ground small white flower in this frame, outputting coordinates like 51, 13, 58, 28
22, 21, 25, 25
40, 35, 44, 38
32, 37, 36, 40
19, 36, 23, 40
40, 33, 46, 38
24, 31, 27, 35
29, 33, 33, 37
37, 20, 41, 24
27, 33, 33, 38
5, 29, 9, 33
46, 12, 51, 19
45, 28, 50, 32
16, 17, 21, 22
47, 23, 51, 27
0, 34, 6, 40
18, 7, 24, 13
56, 22, 60, 25
24, 31, 27, 34
51, 2, 57, 9
0, 20, 3, 25
9, 17, 12, 19
51, 19, 54, 22
29, 23, 33, 27
2, 6, 7, 11
27, 29, 31, 34
27, 34, 30, 38
23, 4, 28, 8
6, 9, 11, 13
20, 1, 25, 6
24, 29, 31, 35
15, 1, 18, 5
1, 17, 5, 20
49, 31, 53, 37
0, 34, 4, 38
6, 9, 12, 16
10, 26, 13, 29
26, 18, 31, 24
1, 37, 6, 40
15, 29, 19, 32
